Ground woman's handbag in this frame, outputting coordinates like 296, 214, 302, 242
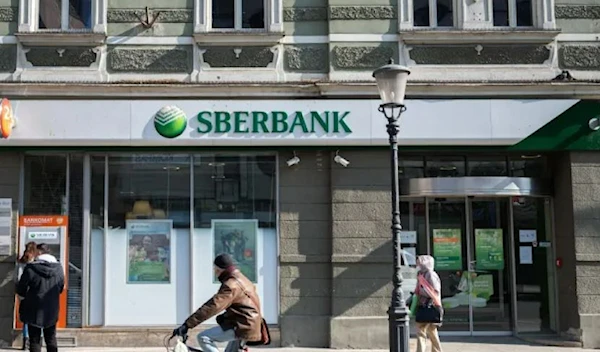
415, 301, 443, 324
234, 278, 271, 346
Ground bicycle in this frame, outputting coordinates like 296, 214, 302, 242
164, 331, 248, 352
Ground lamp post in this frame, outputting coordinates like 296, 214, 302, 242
372, 60, 411, 352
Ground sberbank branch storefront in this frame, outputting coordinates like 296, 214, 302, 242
2, 98, 600, 348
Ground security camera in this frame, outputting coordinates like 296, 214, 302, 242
286, 156, 300, 167
334, 154, 350, 167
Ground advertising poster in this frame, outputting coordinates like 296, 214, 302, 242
475, 228, 505, 270
213, 219, 257, 283
432, 229, 462, 270
127, 220, 172, 283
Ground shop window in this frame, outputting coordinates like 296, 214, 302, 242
425, 156, 466, 178
399, 156, 425, 179
38, 0, 92, 30
467, 157, 508, 176
193, 154, 276, 228
107, 155, 191, 229
23, 155, 67, 215
510, 155, 548, 178
413, 0, 455, 27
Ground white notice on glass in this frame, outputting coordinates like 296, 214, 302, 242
519, 229, 537, 243
519, 246, 533, 264
400, 231, 417, 244
0, 198, 11, 256
402, 247, 417, 266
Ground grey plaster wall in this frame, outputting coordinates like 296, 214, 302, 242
24, 47, 97, 67
107, 46, 192, 73
559, 44, 600, 71
329, 151, 392, 349
284, 45, 329, 72
0, 1, 16, 36
279, 151, 332, 348
0, 153, 21, 347
0, 45, 16, 72
331, 43, 397, 70
559, 152, 600, 349
409, 45, 551, 65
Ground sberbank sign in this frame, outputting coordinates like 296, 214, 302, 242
153, 106, 352, 139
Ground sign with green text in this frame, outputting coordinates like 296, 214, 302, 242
433, 229, 462, 270
475, 229, 504, 270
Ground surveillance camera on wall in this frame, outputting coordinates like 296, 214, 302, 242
334, 154, 350, 167
286, 155, 300, 167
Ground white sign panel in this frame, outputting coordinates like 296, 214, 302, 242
519, 246, 533, 264
0, 198, 11, 256
400, 231, 417, 244
0, 99, 578, 147
27, 231, 59, 240
519, 229, 537, 243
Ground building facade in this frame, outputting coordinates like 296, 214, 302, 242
0, 0, 600, 349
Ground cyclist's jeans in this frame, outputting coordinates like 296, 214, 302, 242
197, 326, 244, 352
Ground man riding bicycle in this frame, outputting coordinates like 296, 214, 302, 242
172, 254, 263, 352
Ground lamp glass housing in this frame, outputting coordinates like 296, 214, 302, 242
372, 64, 411, 107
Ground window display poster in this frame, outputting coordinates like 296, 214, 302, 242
475, 228, 505, 270
519, 246, 533, 264
433, 229, 462, 270
0, 198, 11, 256
127, 220, 172, 283
213, 219, 257, 283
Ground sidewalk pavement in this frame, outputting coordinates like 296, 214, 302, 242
0, 337, 593, 352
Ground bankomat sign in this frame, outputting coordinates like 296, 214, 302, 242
153, 105, 352, 139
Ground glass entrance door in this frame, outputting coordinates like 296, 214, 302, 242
429, 197, 513, 335
469, 198, 512, 333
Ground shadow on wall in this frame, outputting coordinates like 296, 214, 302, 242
0, 259, 18, 347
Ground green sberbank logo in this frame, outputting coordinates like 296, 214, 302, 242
153, 106, 353, 138
154, 106, 187, 138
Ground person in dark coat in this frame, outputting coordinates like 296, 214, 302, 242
16, 243, 65, 352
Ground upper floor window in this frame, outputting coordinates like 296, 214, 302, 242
413, 0, 454, 27
194, 0, 282, 36
39, 0, 92, 30
492, 0, 533, 27
212, 0, 265, 30
399, 0, 554, 30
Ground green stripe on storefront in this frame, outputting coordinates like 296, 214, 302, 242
510, 100, 600, 151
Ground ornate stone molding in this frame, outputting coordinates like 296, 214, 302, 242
283, 7, 328, 21
284, 45, 328, 72
559, 45, 600, 70
108, 47, 193, 73
24, 47, 98, 67
199, 46, 276, 68
408, 45, 551, 65
332, 45, 395, 69
0, 7, 17, 22
330, 6, 395, 20
555, 5, 600, 19
0, 45, 16, 72
107, 9, 193, 23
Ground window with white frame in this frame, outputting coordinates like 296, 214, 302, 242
38, 0, 92, 30
212, 0, 265, 29
399, 0, 554, 30
413, 0, 454, 27
18, 0, 106, 33
492, 0, 533, 27
194, 0, 282, 34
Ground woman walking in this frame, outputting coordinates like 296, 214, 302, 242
414, 255, 443, 352
15, 242, 38, 350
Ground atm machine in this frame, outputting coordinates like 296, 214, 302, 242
14, 216, 69, 329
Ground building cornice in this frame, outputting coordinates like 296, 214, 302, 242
0, 82, 599, 99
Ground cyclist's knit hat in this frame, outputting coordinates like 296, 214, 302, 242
214, 253, 235, 269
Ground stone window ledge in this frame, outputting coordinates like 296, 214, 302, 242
400, 29, 561, 45
16, 32, 107, 47
193, 31, 285, 46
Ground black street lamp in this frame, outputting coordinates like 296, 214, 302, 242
372, 60, 411, 352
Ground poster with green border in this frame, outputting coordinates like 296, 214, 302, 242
433, 229, 462, 270
475, 228, 504, 270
